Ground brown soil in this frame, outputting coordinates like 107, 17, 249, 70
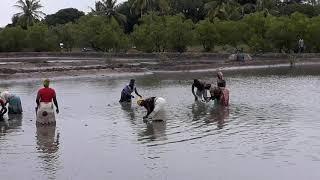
0, 52, 319, 80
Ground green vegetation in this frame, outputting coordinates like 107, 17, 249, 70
1, 0, 320, 53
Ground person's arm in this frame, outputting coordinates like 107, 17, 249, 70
0, 102, 7, 116
144, 107, 153, 119
134, 88, 142, 98
53, 96, 59, 114
36, 91, 40, 107
192, 84, 198, 101
203, 90, 209, 102
18, 98, 23, 113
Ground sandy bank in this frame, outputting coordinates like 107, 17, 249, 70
0, 52, 319, 81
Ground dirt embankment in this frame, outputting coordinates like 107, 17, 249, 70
0, 52, 319, 80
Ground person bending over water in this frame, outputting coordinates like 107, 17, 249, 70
137, 97, 166, 122
217, 72, 226, 88
36, 79, 59, 125
1, 91, 23, 114
119, 79, 142, 103
192, 79, 211, 102
209, 72, 229, 106
0, 98, 7, 120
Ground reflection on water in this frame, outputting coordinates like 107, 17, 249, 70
139, 122, 167, 142
206, 105, 229, 129
120, 102, 136, 121
1, 64, 320, 180
36, 125, 59, 153
36, 125, 61, 180
0, 114, 22, 134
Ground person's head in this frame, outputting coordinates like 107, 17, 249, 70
43, 79, 50, 88
129, 79, 135, 87
205, 83, 211, 90
0, 90, 10, 102
194, 79, 201, 86
137, 98, 144, 106
217, 72, 223, 80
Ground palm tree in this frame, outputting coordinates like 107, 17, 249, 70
14, 0, 45, 27
91, 0, 127, 24
205, 0, 228, 21
255, 0, 279, 17
205, 0, 240, 21
131, 0, 151, 17
131, 0, 170, 17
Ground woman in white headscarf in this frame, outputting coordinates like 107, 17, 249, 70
0, 91, 22, 114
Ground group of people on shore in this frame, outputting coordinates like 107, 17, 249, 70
119, 71, 229, 122
1, 71, 229, 124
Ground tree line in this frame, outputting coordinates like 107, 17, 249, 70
1, 0, 320, 53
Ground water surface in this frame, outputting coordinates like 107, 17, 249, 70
1, 65, 320, 180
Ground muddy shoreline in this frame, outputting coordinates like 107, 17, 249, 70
0, 52, 319, 81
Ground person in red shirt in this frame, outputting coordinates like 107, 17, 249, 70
0, 98, 7, 120
36, 79, 59, 114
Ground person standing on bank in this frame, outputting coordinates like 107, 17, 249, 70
298, 37, 305, 53
119, 79, 142, 103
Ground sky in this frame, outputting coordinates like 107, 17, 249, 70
0, 0, 126, 27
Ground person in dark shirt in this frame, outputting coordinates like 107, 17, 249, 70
119, 79, 142, 103
137, 97, 166, 121
192, 79, 211, 101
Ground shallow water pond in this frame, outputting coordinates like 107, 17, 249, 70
1, 65, 320, 180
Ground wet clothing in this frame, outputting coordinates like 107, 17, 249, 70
210, 87, 229, 106
7, 95, 22, 114
36, 102, 56, 125
38, 88, 56, 103
0, 99, 7, 119
192, 80, 208, 101
142, 97, 166, 119
0, 91, 23, 114
119, 85, 138, 102
217, 79, 226, 88
142, 97, 156, 115
220, 88, 229, 106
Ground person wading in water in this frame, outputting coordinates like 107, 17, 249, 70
36, 79, 59, 125
1, 91, 23, 114
119, 79, 142, 103
0, 98, 7, 120
192, 79, 211, 102
137, 97, 166, 122
209, 72, 229, 106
